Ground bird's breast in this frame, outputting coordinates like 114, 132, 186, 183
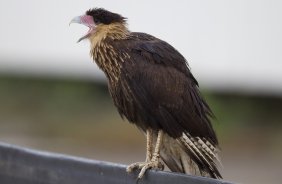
91, 42, 129, 83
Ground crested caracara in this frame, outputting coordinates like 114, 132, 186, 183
70, 8, 222, 179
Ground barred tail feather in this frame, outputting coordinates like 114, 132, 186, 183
160, 133, 222, 179
179, 133, 222, 179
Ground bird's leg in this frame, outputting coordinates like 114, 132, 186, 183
146, 128, 153, 162
126, 129, 164, 179
126, 128, 153, 172
137, 130, 164, 178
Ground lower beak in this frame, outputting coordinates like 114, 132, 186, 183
69, 15, 96, 43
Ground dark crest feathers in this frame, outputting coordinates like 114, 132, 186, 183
86, 8, 127, 25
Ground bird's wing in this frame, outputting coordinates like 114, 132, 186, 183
118, 34, 217, 143
113, 34, 221, 178
128, 32, 199, 86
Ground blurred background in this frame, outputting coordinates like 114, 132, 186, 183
0, 0, 281, 183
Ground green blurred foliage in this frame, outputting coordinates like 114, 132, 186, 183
0, 74, 281, 153
0, 75, 281, 141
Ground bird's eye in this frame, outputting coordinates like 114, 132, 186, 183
94, 18, 101, 24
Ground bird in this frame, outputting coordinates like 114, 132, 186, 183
70, 8, 222, 179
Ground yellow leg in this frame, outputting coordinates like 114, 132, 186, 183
146, 128, 153, 162
126, 129, 164, 179
153, 129, 163, 158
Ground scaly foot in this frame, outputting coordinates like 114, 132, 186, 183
126, 158, 164, 179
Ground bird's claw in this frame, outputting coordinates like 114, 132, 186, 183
126, 159, 164, 179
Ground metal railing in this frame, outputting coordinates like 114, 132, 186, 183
0, 142, 232, 184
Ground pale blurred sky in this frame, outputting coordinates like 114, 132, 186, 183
0, 0, 281, 95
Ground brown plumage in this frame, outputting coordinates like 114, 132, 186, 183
70, 8, 222, 179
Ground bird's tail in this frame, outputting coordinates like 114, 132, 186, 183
160, 133, 222, 179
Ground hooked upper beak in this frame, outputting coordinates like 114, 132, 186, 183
69, 15, 96, 42
69, 16, 82, 26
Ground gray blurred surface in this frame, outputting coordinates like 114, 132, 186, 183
0, 142, 232, 184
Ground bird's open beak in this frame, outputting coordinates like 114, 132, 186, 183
70, 15, 96, 43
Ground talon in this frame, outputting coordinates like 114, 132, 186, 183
127, 159, 163, 179
127, 130, 164, 179
126, 162, 143, 173
138, 164, 150, 179
126, 165, 133, 173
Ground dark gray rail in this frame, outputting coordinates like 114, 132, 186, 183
0, 142, 232, 184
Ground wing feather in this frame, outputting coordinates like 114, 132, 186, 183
115, 34, 217, 143
108, 32, 221, 178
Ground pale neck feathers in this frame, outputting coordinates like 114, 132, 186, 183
88, 23, 130, 84
89, 23, 129, 48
